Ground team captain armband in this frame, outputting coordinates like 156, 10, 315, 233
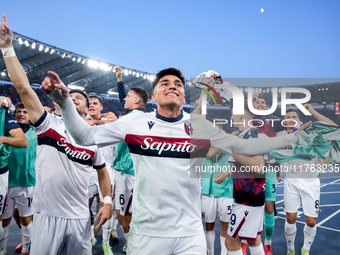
103, 196, 112, 205
1, 47, 16, 58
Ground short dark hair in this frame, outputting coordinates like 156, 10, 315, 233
69, 89, 89, 108
152, 68, 185, 90
286, 109, 299, 118
130, 87, 148, 106
88, 95, 103, 106
14, 102, 25, 113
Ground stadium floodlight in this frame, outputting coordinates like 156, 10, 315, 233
18, 37, 23, 44
108, 91, 119, 96
31, 42, 36, 49
136, 73, 140, 77
45, 47, 49, 53
50, 48, 55, 54
24, 40, 29, 47
108, 66, 112, 71
1, 72, 6, 76
62, 53, 66, 58
77, 57, 81, 63
82, 59, 86, 64
99, 62, 110, 71
39, 45, 44, 51
326, 88, 329, 90
124, 69, 128, 76
132, 71, 136, 76
129, 70, 132, 74
266, 88, 269, 93
68, 84, 84, 91
88, 59, 98, 68
72, 57, 76, 62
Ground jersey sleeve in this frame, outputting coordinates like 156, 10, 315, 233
118, 81, 127, 107
4, 110, 20, 132
194, 116, 298, 155
93, 147, 106, 169
33, 111, 57, 135
91, 111, 135, 148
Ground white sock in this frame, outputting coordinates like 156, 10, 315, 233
123, 231, 129, 243
264, 238, 272, 246
21, 222, 32, 253
102, 218, 112, 245
285, 220, 297, 252
220, 236, 228, 255
228, 249, 243, 255
249, 243, 265, 255
111, 202, 118, 230
302, 224, 316, 253
0, 225, 9, 253
205, 230, 215, 255
91, 224, 94, 238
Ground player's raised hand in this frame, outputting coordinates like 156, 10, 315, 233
114, 66, 122, 80
0, 14, 13, 48
304, 104, 314, 114
94, 204, 112, 230
40, 71, 69, 98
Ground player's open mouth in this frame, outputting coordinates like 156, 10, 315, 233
166, 92, 178, 96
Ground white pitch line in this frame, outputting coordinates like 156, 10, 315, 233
320, 178, 340, 188
276, 216, 340, 233
276, 191, 340, 197
276, 204, 340, 210
317, 209, 340, 226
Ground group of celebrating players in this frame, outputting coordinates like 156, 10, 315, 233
0, 13, 338, 255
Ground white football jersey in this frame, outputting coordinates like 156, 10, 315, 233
33, 112, 105, 219
90, 110, 296, 237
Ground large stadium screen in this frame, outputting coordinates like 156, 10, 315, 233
335, 102, 340, 115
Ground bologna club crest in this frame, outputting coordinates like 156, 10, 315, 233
184, 121, 194, 135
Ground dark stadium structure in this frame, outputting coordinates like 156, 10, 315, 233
1, 31, 340, 123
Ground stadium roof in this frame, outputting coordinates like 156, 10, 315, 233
0, 32, 340, 106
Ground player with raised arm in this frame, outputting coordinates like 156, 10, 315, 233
278, 105, 338, 255
194, 87, 234, 255
225, 103, 276, 255
251, 93, 284, 255
43, 62, 311, 255
0, 97, 27, 255
0, 102, 36, 255
87, 95, 118, 254
111, 65, 148, 253
0, 14, 112, 254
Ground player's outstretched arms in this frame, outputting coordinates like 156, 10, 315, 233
0, 14, 44, 124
